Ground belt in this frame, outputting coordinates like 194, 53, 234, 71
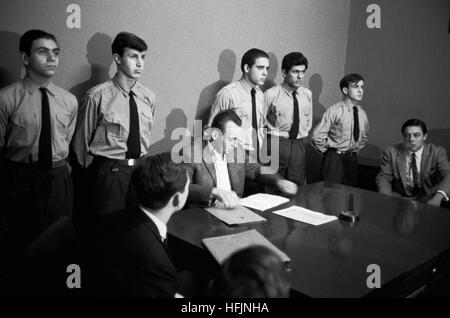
271, 135, 307, 143
93, 156, 138, 167
335, 150, 358, 156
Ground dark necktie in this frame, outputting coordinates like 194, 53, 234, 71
251, 88, 260, 160
353, 106, 359, 142
39, 87, 52, 169
126, 91, 140, 159
411, 153, 420, 193
289, 90, 299, 139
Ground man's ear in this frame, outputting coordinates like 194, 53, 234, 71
210, 128, 221, 141
21, 53, 29, 67
243, 63, 250, 74
423, 133, 428, 141
113, 53, 121, 64
342, 87, 348, 95
282, 69, 287, 78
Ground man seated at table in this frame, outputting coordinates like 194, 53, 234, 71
95, 152, 191, 297
376, 118, 450, 207
185, 110, 297, 208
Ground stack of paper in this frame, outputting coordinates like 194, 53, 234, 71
273, 206, 337, 226
202, 229, 290, 264
240, 193, 290, 211
205, 205, 267, 226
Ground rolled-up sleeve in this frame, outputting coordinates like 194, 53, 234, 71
71, 93, 98, 168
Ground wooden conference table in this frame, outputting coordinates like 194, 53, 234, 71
167, 181, 450, 297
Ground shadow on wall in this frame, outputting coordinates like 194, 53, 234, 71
195, 49, 236, 127
261, 52, 278, 92
0, 31, 21, 89
70, 33, 113, 102
305, 73, 326, 184
149, 108, 188, 155
427, 129, 450, 156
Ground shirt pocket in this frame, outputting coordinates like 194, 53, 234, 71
11, 112, 33, 128
55, 112, 71, 144
140, 107, 153, 133
11, 111, 36, 145
103, 113, 123, 138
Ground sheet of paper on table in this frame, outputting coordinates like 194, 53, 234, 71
240, 193, 290, 211
202, 229, 290, 264
273, 205, 337, 226
205, 204, 267, 226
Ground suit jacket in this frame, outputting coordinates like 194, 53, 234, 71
376, 143, 450, 198
185, 141, 281, 206
96, 206, 177, 298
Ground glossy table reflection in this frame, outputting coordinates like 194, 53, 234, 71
167, 181, 450, 297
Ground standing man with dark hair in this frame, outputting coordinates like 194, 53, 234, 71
72, 32, 156, 215
97, 152, 190, 297
376, 119, 450, 206
208, 48, 269, 162
0, 29, 78, 248
311, 73, 369, 186
264, 52, 312, 187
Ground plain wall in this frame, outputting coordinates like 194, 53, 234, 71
0, 0, 350, 158
345, 0, 450, 166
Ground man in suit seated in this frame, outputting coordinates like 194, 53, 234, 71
185, 110, 297, 208
95, 152, 190, 297
376, 119, 450, 207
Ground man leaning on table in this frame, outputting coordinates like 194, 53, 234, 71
376, 119, 450, 207
185, 110, 297, 209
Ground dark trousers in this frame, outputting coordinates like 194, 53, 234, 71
277, 136, 307, 186
89, 157, 137, 216
321, 149, 358, 186
3, 160, 73, 250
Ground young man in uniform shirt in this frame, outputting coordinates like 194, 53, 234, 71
0, 29, 78, 248
311, 73, 369, 186
208, 48, 269, 163
264, 52, 312, 187
72, 32, 156, 215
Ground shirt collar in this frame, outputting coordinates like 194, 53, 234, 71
139, 205, 167, 240
112, 73, 141, 98
23, 75, 56, 97
342, 100, 358, 110
281, 82, 298, 96
239, 77, 261, 94
408, 146, 424, 160
208, 142, 227, 162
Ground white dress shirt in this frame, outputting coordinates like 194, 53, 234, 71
209, 143, 232, 191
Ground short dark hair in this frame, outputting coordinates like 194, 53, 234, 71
111, 32, 147, 57
281, 52, 308, 72
339, 73, 364, 93
132, 152, 188, 210
401, 118, 427, 135
240, 48, 269, 72
211, 110, 242, 133
19, 29, 58, 55
209, 246, 290, 298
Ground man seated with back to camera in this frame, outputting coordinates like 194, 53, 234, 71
94, 152, 193, 298
184, 110, 298, 209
